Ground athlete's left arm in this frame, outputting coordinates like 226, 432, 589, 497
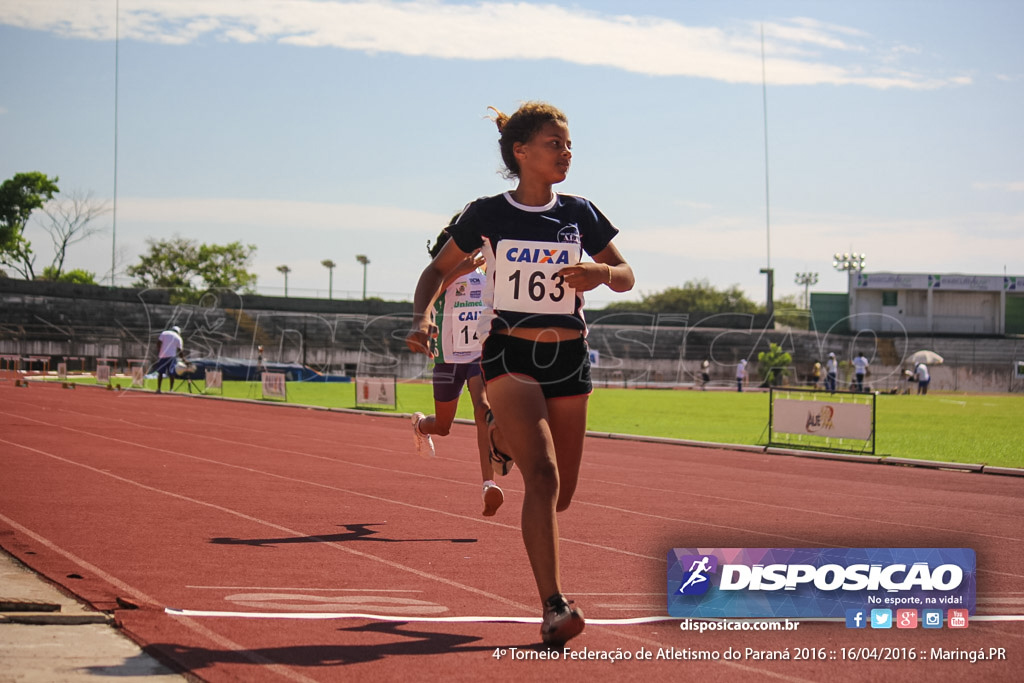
559, 243, 634, 293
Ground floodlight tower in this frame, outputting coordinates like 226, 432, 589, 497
355, 254, 370, 300
321, 259, 336, 299
794, 272, 819, 309
276, 264, 291, 297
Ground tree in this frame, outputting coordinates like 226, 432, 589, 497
757, 342, 793, 387
603, 278, 760, 314
772, 293, 808, 330
0, 172, 60, 279
38, 190, 110, 279
38, 266, 98, 285
127, 236, 258, 302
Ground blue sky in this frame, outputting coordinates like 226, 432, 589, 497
1, 0, 1022, 306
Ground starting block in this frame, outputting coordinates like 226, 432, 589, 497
15, 379, 28, 387
62, 382, 76, 390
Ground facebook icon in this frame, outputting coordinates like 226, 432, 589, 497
846, 609, 867, 629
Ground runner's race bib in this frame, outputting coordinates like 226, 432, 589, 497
445, 272, 485, 355
492, 239, 581, 314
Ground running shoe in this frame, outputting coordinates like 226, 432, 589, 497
541, 593, 585, 646
411, 412, 435, 459
485, 410, 514, 476
482, 480, 504, 517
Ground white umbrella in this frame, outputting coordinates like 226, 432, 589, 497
907, 350, 943, 365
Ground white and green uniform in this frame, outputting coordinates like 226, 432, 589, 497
432, 270, 486, 364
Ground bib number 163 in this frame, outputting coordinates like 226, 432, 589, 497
492, 239, 580, 315
508, 270, 567, 306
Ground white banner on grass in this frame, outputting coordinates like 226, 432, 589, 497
262, 372, 287, 400
57, 362, 67, 380
96, 364, 111, 385
773, 398, 872, 441
355, 376, 396, 409
131, 365, 145, 388
206, 369, 223, 391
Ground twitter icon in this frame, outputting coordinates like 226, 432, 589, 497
870, 609, 893, 629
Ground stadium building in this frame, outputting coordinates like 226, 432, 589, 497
813, 272, 1024, 337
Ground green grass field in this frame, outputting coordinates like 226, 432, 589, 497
66, 376, 1023, 469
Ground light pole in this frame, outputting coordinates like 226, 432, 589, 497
355, 254, 370, 300
794, 272, 819, 309
833, 253, 866, 319
832, 252, 866, 274
321, 259, 336, 299
759, 267, 775, 320
832, 252, 866, 290
276, 264, 291, 297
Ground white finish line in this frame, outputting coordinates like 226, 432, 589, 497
165, 607, 677, 625
165, 608, 1024, 624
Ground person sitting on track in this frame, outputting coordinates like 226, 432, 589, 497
406, 101, 634, 647
411, 223, 512, 517
154, 325, 186, 394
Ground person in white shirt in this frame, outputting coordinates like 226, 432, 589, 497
154, 325, 185, 393
825, 352, 838, 393
852, 351, 869, 393
736, 359, 747, 392
914, 362, 931, 395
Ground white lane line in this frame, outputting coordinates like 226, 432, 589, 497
0, 436, 538, 614
166, 608, 1024, 623
165, 607, 678, 625
186, 585, 421, 592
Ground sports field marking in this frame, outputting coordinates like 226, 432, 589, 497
0, 442, 813, 683
164, 608, 1024, 623
8, 395, 1024, 577
19, 398, 1023, 552
0, 412, 665, 562
588, 476, 1024, 542
6, 400, 1024, 579
0, 435, 540, 614
186, 585, 422, 592
223, 593, 450, 614
0, 511, 318, 683
5, 392, 1016, 683
42, 391, 1024, 525
165, 607, 678, 625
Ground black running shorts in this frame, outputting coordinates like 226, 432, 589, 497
481, 333, 592, 399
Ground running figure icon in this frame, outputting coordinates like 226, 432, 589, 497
679, 556, 712, 593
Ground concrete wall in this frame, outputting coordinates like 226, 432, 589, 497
2, 279, 1021, 392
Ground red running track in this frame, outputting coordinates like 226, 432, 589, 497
0, 381, 1021, 682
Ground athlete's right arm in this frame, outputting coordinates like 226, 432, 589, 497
406, 239, 471, 356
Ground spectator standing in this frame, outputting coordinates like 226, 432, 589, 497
914, 362, 931, 395
736, 359, 747, 392
154, 325, 185, 393
852, 351, 869, 393
700, 359, 711, 390
811, 360, 822, 389
825, 352, 838, 392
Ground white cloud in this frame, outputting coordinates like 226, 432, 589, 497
0, 0, 964, 89
972, 181, 1024, 193
118, 196, 448, 232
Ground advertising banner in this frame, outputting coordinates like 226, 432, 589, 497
668, 547, 976, 619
